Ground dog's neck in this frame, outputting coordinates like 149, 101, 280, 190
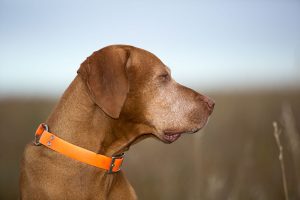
45, 75, 147, 157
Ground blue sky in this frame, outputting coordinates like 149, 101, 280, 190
1, 0, 300, 96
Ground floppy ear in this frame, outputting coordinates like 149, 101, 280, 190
77, 46, 131, 119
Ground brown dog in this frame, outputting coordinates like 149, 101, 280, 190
20, 45, 214, 199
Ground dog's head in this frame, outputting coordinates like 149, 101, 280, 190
78, 45, 214, 143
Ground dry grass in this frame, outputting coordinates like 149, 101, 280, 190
273, 122, 289, 200
280, 103, 300, 199
0, 89, 300, 200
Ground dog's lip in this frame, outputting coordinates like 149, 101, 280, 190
162, 128, 200, 143
163, 133, 181, 143
162, 132, 182, 143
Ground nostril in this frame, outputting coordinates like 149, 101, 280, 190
204, 97, 215, 111
196, 94, 215, 111
207, 100, 215, 110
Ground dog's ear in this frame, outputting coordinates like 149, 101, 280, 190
77, 46, 131, 119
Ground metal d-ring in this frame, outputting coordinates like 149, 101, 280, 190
34, 123, 49, 146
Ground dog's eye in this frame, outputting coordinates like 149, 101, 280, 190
158, 73, 170, 82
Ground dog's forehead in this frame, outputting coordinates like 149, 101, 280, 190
131, 48, 160, 64
130, 48, 168, 73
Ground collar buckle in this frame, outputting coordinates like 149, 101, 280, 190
34, 123, 48, 146
107, 153, 125, 174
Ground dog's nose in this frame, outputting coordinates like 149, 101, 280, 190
206, 98, 215, 110
195, 93, 215, 113
203, 96, 215, 112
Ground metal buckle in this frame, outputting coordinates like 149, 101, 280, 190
107, 153, 124, 174
34, 123, 49, 146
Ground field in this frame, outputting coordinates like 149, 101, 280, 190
1, 89, 299, 200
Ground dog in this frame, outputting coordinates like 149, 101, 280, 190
20, 45, 214, 199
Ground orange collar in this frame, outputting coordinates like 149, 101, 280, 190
34, 123, 124, 173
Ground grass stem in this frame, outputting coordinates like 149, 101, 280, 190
273, 122, 289, 200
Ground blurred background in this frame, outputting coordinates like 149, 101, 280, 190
1, 0, 300, 199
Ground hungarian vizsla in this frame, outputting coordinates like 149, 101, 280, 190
20, 45, 214, 199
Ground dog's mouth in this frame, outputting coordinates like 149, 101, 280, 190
162, 128, 200, 143
163, 132, 182, 143
115, 127, 202, 155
